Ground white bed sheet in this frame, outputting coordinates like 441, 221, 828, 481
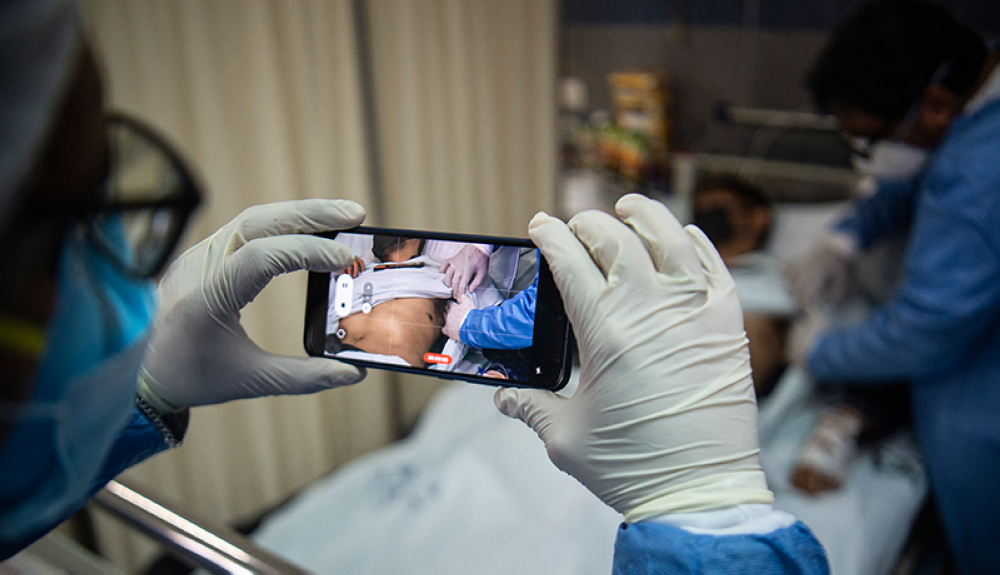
250, 367, 926, 575
251, 380, 621, 575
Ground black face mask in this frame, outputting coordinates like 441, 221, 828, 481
693, 207, 734, 245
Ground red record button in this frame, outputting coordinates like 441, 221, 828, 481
424, 353, 452, 365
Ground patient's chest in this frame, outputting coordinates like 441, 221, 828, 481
339, 298, 445, 366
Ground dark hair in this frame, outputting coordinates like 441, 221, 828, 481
371, 234, 424, 262
807, 0, 986, 120
694, 175, 771, 210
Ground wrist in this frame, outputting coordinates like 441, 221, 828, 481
136, 369, 182, 412
641, 504, 797, 536
134, 376, 190, 448
824, 230, 859, 257
623, 469, 774, 523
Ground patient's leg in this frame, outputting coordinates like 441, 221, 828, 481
338, 297, 446, 367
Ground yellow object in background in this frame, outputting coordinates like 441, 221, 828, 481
607, 72, 672, 180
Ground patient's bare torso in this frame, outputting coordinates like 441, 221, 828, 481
339, 298, 446, 367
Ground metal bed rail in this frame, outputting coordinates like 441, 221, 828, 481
92, 481, 309, 575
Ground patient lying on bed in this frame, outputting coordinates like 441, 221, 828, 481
696, 176, 912, 496
693, 176, 793, 397
331, 236, 450, 367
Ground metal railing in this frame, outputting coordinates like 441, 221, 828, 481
92, 481, 309, 575
714, 103, 839, 132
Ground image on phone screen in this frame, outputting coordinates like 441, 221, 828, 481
305, 228, 571, 391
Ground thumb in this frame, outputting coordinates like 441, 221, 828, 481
257, 354, 367, 397
226, 234, 357, 310
494, 387, 565, 443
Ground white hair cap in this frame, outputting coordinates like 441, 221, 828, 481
0, 0, 81, 232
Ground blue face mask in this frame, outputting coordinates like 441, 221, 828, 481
0, 221, 155, 545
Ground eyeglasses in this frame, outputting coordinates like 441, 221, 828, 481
838, 61, 951, 160
34, 113, 203, 278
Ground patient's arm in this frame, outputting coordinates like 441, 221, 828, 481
338, 297, 446, 367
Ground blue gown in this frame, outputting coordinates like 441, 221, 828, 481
460, 278, 537, 350
612, 521, 828, 574
810, 98, 1000, 574
1, 408, 169, 559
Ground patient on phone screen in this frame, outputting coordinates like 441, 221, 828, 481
332, 236, 450, 368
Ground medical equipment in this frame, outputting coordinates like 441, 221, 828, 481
303, 227, 573, 391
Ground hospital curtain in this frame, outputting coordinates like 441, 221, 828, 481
80, 0, 557, 571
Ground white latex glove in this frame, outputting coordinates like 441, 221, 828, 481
442, 294, 475, 342
439, 243, 491, 300
788, 309, 829, 368
784, 232, 858, 309
495, 194, 773, 522
139, 199, 367, 410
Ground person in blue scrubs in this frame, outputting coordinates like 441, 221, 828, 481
788, 2, 1000, 572
3, 1, 830, 572
443, 272, 536, 351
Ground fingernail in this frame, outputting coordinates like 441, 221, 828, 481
493, 388, 518, 416
336, 200, 366, 220
528, 211, 552, 230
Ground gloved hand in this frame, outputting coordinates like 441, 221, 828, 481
784, 232, 858, 309
495, 194, 773, 522
440, 243, 491, 300
442, 294, 475, 342
138, 199, 367, 410
788, 309, 829, 368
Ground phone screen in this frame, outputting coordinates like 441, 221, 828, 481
304, 228, 572, 391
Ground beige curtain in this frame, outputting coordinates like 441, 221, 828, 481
80, 0, 556, 571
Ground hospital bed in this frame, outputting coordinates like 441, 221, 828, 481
224, 194, 927, 575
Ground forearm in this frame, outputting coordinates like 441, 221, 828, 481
614, 506, 829, 574
460, 283, 536, 350
834, 178, 919, 250
811, 210, 1000, 382
92, 405, 185, 488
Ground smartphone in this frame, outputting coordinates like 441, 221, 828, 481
304, 227, 573, 391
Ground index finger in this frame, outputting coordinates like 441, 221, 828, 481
527, 212, 605, 322
223, 199, 366, 253
615, 194, 706, 289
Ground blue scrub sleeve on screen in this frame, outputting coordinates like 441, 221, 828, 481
0, 407, 170, 559
459, 278, 536, 350
833, 178, 920, 249
612, 521, 829, 574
